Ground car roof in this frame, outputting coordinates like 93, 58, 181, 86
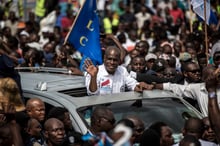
19, 70, 85, 92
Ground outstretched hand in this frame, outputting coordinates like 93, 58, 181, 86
134, 82, 154, 92
84, 59, 98, 77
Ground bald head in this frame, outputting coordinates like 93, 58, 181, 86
26, 98, 45, 122
105, 46, 121, 57
44, 118, 65, 146
44, 118, 64, 131
26, 98, 44, 109
184, 117, 204, 139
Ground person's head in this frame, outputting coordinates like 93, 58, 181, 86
26, 118, 42, 138
149, 121, 174, 146
44, 118, 65, 146
43, 42, 54, 53
182, 62, 201, 83
202, 117, 217, 142
117, 32, 126, 44
7, 36, 19, 50
24, 48, 43, 66
140, 129, 160, 146
125, 115, 145, 143
19, 34, 29, 47
182, 117, 204, 139
197, 53, 207, 71
0, 125, 13, 146
186, 47, 197, 61
171, 0, 178, 9
2, 26, 11, 37
47, 107, 72, 130
151, 58, 169, 76
163, 67, 177, 79
104, 46, 121, 74
162, 44, 173, 57
90, 106, 115, 134
129, 49, 141, 59
135, 40, 149, 57
29, 33, 40, 42
213, 51, 220, 67
179, 135, 201, 146
0, 77, 25, 112
145, 53, 157, 70
26, 98, 45, 122
128, 30, 137, 42
131, 56, 146, 73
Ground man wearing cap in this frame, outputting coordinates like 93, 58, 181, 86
145, 53, 157, 71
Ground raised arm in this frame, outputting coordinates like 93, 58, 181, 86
205, 68, 220, 143
84, 59, 99, 93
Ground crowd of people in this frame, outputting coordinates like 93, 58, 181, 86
1, 0, 220, 145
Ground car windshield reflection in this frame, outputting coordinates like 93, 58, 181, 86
78, 97, 199, 134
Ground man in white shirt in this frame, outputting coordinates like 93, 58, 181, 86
154, 66, 216, 117
85, 46, 153, 95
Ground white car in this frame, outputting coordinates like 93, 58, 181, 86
18, 67, 203, 143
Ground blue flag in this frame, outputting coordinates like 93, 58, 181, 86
65, 0, 102, 65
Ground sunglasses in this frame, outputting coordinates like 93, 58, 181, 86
101, 117, 116, 125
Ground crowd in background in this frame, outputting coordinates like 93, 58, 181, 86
1, 0, 220, 146
0, 0, 219, 72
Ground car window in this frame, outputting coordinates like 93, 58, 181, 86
78, 98, 199, 134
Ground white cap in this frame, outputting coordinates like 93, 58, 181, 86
26, 42, 42, 51
145, 53, 157, 61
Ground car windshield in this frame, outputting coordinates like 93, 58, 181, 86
77, 97, 199, 134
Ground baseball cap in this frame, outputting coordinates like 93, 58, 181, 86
145, 53, 157, 61
179, 52, 192, 62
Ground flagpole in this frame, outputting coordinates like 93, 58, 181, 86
204, 0, 209, 64
188, 0, 193, 33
